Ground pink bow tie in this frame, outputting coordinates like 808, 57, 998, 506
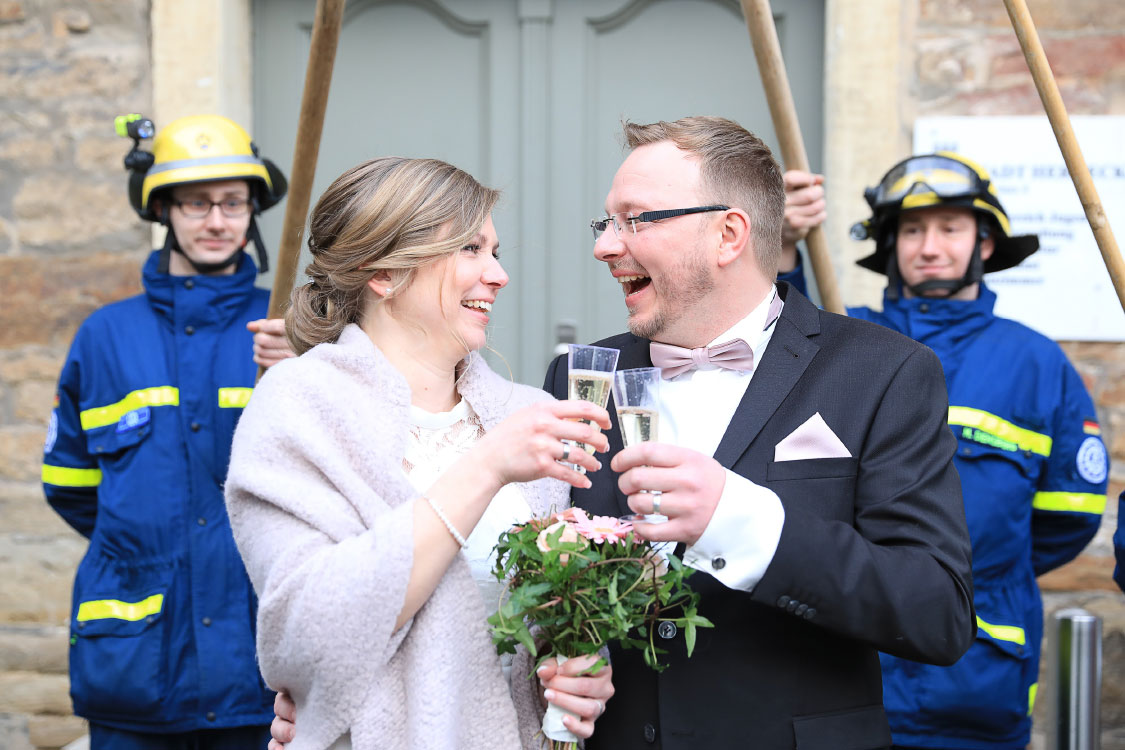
649, 338, 755, 379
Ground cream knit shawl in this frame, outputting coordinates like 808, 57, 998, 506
226, 324, 568, 749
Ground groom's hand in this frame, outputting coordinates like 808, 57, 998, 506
268, 690, 296, 750
613, 442, 726, 546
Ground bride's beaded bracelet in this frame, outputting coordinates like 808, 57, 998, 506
423, 495, 468, 549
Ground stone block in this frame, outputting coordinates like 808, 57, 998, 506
0, 53, 142, 101
0, 15, 43, 52
991, 35, 1125, 80
1038, 552, 1121, 592
0, 425, 45, 482
920, 0, 1125, 30
53, 9, 91, 36
0, 533, 86, 625
28, 714, 85, 748
73, 138, 129, 173
14, 177, 140, 250
0, 712, 34, 750
0, 479, 64, 535
0, 348, 63, 384
0, 672, 71, 714
0, 254, 145, 349
0, 138, 61, 171
0, 1, 25, 25
0, 624, 69, 673
15, 380, 55, 425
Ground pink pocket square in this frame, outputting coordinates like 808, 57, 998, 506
774, 412, 851, 461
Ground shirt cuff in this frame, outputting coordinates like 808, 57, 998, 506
683, 470, 784, 591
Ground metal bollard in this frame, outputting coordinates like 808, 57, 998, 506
1046, 608, 1102, 750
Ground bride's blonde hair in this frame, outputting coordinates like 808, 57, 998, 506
286, 157, 500, 355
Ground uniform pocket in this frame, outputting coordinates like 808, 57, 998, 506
914, 590, 1034, 737
70, 572, 170, 717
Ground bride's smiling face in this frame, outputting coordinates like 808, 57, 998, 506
390, 214, 508, 360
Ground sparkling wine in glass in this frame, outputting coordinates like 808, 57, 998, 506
612, 367, 667, 524
564, 344, 620, 466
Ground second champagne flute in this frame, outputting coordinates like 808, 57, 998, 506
612, 367, 667, 524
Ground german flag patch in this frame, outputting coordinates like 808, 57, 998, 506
1082, 420, 1101, 436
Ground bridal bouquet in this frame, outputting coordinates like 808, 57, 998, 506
488, 507, 712, 748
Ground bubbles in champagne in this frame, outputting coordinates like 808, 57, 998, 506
617, 406, 658, 447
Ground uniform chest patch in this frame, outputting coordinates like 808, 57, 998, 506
116, 405, 151, 433
1075, 436, 1107, 484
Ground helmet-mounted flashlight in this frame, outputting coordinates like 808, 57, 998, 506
116, 113, 155, 174
115, 114, 155, 141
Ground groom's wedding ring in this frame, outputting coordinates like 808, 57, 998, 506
652, 494, 662, 515
559, 444, 571, 462
595, 700, 605, 717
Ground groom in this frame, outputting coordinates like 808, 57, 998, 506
540, 116, 975, 749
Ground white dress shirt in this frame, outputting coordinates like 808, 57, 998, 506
656, 286, 785, 591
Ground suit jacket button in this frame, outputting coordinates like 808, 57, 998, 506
795, 603, 808, 616
787, 599, 800, 612
643, 723, 656, 743
658, 621, 677, 639
804, 608, 816, 620
711, 556, 726, 570
777, 595, 791, 608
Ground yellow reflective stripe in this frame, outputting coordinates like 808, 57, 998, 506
76, 593, 164, 622
217, 387, 253, 409
948, 406, 1052, 457
976, 615, 1025, 646
1033, 491, 1106, 514
80, 387, 179, 430
42, 464, 103, 487
1028, 682, 1038, 716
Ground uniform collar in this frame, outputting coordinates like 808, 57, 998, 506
142, 249, 258, 323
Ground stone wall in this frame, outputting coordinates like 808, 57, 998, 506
0, 0, 150, 747
910, 1, 1125, 747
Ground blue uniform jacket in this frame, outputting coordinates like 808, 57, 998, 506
42, 251, 275, 733
781, 253, 1109, 748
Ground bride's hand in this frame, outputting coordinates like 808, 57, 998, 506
537, 654, 615, 739
474, 400, 610, 489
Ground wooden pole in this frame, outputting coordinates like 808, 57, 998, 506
1003, 0, 1125, 313
260, 0, 348, 377
740, 0, 844, 314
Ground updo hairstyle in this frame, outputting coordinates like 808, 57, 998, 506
286, 157, 500, 355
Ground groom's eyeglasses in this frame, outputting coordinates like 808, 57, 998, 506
590, 205, 729, 240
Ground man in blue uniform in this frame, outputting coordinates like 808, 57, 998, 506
781, 154, 1108, 749
42, 114, 290, 750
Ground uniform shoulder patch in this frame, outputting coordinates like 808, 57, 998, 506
44, 411, 58, 454
1076, 436, 1108, 485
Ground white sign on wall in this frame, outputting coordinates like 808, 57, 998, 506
914, 116, 1125, 341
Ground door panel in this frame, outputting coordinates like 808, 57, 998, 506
253, 0, 823, 383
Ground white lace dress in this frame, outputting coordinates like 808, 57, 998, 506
402, 398, 533, 608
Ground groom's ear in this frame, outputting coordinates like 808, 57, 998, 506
715, 208, 751, 268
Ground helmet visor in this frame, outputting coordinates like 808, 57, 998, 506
871, 155, 985, 208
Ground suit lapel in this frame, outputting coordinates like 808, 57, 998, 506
713, 284, 822, 469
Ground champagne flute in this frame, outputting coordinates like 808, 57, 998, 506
563, 344, 620, 470
612, 367, 667, 524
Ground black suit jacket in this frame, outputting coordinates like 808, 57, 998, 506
543, 283, 975, 750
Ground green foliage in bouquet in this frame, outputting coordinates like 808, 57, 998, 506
488, 507, 713, 673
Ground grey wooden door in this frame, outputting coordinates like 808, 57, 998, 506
254, 0, 824, 384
